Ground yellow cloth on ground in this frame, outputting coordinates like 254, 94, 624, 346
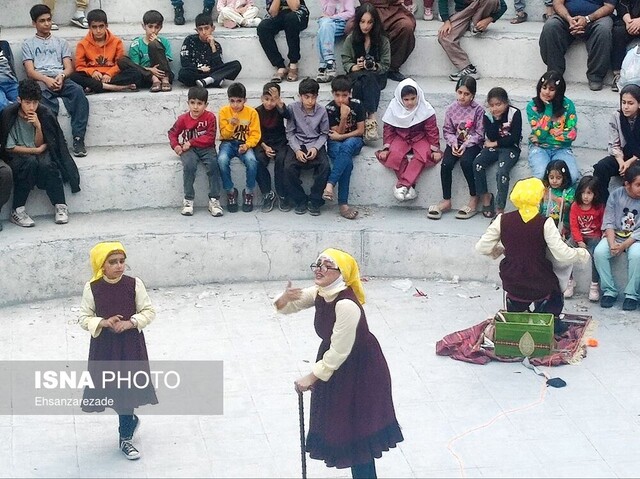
321, 248, 366, 305
510, 177, 545, 223
89, 242, 126, 282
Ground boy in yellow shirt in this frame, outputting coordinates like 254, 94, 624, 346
217, 82, 261, 212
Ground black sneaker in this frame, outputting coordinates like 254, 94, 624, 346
242, 189, 254, 213
261, 191, 276, 213
119, 439, 140, 460
174, 6, 185, 25
278, 196, 291, 212
294, 203, 307, 215
387, 70, 406, 82
449, 64, 478, 81
203, 6, 213, 16
308, 202, 321, 216
72, 137, 87, 157
227, 188, 239, 213
622, 297, 638, 311
600, 295, 617, 308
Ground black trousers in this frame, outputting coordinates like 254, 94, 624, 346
593, 155, 621, 204
440, 144, 481, 200
9, 153, 65, 208
178, 60, 242, 87
255, 140, 287, 198
351, 460, 377, 479
0, 160, 12, 211
117, 43, 175, 87
257, 10, 309, 68
69, 69, 144, 93
349, 71, 387, 115
284, 146, 330, 208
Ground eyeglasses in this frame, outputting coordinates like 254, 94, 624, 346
310, 263, 340, 273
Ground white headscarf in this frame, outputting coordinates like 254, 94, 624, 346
382, 78, 436, 129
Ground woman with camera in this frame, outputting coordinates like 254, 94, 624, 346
341, 3, 390, 141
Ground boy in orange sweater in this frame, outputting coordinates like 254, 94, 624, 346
217, 82, 261, 212
71, 9, 142, 93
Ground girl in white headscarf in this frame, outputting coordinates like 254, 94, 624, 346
376, 78, 442, 201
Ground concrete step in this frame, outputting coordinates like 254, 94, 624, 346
1, 0, 542, 28
0, 205, 609, 307
3, 18, 603, 85
48, 77, 618, 151
0, 141, 609, 220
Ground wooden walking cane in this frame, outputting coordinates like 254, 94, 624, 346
297, 390, 307, 479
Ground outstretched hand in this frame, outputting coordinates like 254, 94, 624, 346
274, 280, 303, 310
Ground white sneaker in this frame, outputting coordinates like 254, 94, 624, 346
588, 282, 600, 302
54, 204, 69, 224
242, 18, 261, 27
208, 198, 224, 217
11, 207, 35, 227
405, 187, 417, 200
563, 278, 575, 298
394, 186, 408, 201
181, 198, 194, 216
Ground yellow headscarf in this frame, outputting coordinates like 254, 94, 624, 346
89, 242, 127, 282
509, 177, 545, 223
319, 248, 366, 304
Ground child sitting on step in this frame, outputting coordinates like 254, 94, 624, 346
217, 0, 262, 28
376, 78, 441, 202
315, 0, 356, 83
178, 13, 243, 89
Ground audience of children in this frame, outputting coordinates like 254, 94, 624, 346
257, 0, 310, 83
323, 75, 365, 220
71, 9, 141, 93
217, 0, 261, 28
316, 0, 356, 84
0, 40, 18, 113
284, 78, 330, 216
570, 175, 605, 301
593, 85, 640, 203
255, 83, 291, 213
217, 82, 261, 213
0, 79, 80, 227
127, 10, 174, 92
23, 4, 90, 157
437, 0, 507, 81
594, 165, 640, 310
178, 13, 242, 89
473, 87, 522, 218
526, 71, 579, 183
377, 78, 441, 202
168, 85, 223, 218
341, 3, 391, 142
428, 75, 484, 220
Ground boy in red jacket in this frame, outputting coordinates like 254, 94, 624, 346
70, 9, 142, 93
168, 86, 223, 217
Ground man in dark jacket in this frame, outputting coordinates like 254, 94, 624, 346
0, 79, 80, 227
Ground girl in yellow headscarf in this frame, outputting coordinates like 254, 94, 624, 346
78, 242, 157, 460
275, 248, 403, 478
475, 178, 589, 321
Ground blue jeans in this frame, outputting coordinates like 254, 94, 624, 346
217, 140, 258, 192
527, 145, 579, 185
514, 0, 526, 12
327, 137, 363, 205
181, 147, 220, 200
0, 79, 18, 112
39, 79, 89, 140
171, 0, 215, 7
594, 238, 640, 300
316, 17, 346, 68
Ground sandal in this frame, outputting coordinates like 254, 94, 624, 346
287, 65, 299, 82
510, 11, 528, 23
271, 67, 288, 83
481, 194, 495, 218
150, 81, 161, 93
427, 202, 451, 220
161, 81, 172, 92
455, 204, 478, 220
340, 206, 359, 220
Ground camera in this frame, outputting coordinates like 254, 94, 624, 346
364, 55, 376, 71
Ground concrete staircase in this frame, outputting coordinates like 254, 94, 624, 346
0, 1, 625, 306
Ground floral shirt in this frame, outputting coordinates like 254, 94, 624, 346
540, 185, 576, 235
526, 97, 577, 149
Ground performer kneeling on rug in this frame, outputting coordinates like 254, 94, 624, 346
476, 177, 590, 326
79, 242, 158, 460
275, 248, 403, 479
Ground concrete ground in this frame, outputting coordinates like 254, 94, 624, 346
1, 278, 639, 478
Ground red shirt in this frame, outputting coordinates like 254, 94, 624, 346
168, 110, 217, 149
569, 202, 605, 242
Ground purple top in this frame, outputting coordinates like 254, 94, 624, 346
320, 0, 356, 21
286, 101, 330, 152
442, 100, 485, 149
